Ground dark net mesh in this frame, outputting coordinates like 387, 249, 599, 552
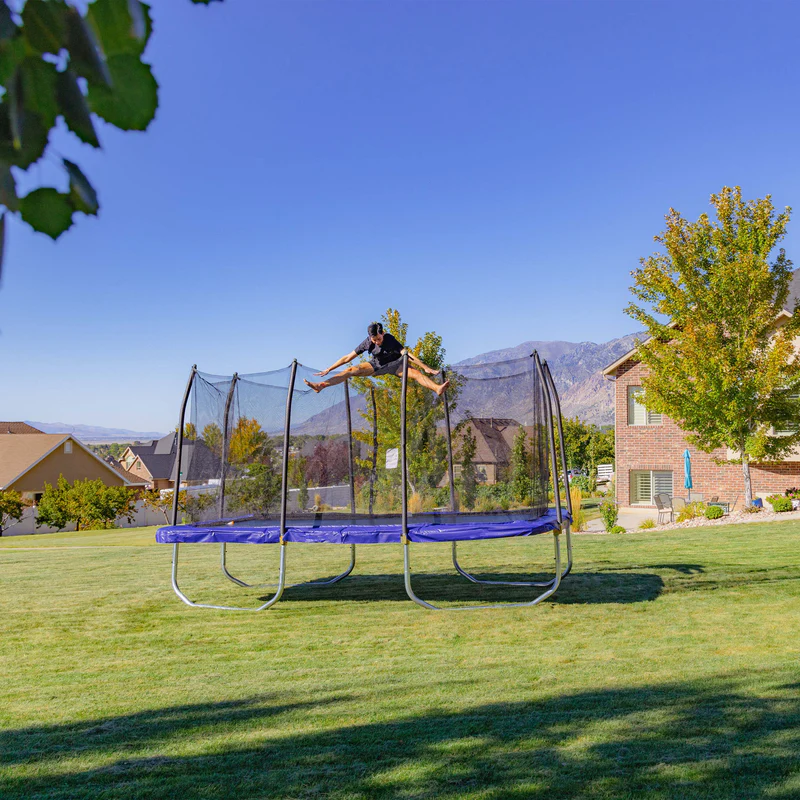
177, 354, 552, 525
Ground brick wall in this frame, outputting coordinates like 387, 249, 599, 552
614, 359, 800, 507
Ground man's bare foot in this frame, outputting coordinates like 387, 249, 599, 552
304, 378, 323, 394
436, 380, 450, 397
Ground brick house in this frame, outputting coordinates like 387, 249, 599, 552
118, 433, 221, 490
603, 277, 800, 509
444, 418, 531, 485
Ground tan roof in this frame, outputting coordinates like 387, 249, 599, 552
0, 434, 69, 488
0, 422, 44, 434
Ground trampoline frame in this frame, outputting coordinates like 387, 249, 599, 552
163, 350, 572, 611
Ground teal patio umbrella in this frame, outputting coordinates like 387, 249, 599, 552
684, 449, 693, 502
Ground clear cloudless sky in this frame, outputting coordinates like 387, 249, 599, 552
2, 0, 800, 431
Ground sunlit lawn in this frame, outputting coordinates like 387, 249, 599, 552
1, 520, 799, 799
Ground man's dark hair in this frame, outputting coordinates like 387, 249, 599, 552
367, 322, 384, 336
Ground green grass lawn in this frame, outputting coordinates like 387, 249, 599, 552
1, 521, 799, 799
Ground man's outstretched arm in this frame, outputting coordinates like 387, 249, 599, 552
315, 351, 359, 377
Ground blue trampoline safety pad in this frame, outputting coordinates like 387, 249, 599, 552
156, 508, 568, 545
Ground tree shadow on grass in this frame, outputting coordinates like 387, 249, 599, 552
2, 676, 799, 799
269, 570, 666, 605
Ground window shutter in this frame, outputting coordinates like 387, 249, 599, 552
631, 471, 652, 504
653, 471, 673, 496
628, 387, 647, 425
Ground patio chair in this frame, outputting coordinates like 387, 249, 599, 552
654, 493, 673, 524
672, 496, 687, 514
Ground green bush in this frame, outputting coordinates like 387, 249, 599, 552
571, 475, 592, 496
704, 505, 724, 520
767, 495, 793, 512
638, 518, 656, 529
610, 525, 626, 534
600, 499, 619, 532
676, 501, 706, 523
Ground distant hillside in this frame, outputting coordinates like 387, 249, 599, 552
26, 421, 167, 443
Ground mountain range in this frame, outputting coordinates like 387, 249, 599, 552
24, 332, 640, 440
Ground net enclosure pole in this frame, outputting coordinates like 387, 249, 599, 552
217, 373, 238, 520
400, 350, 409, 540
543, 360, 573, 575
344, 378, 357, 513
171, 365, 197, 526
369, 386, 378, 515
533, 352, 562, 527
441, 368, 457, 512
280, 360, 299, 541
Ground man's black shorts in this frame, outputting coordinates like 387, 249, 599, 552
370, 357, 404, 377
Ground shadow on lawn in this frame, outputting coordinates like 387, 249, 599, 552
268, 570, 666, 605
2, 676, 798, 799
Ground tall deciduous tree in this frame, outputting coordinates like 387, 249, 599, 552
458, 426, 478, 510
626, 186, 800, 506
510, 426, 531, 503
351, 308, 453, 498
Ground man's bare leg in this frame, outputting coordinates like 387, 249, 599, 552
408, 368, 450, 397
304, 363, 374, 393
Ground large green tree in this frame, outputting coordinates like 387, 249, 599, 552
0, 488, 28, 535
626, 186, 800, 506
0, 0, 222, 277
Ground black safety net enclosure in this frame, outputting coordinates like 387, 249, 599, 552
174, 355, 553, 526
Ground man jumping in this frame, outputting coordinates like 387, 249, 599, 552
303, 322, 450, 397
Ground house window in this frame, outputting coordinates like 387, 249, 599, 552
628, 387, 662, 425
64, 441, 72, 454
630, 470, 673, 504
775, 394, 800, 436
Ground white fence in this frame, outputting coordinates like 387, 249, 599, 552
1, 483, 355, 537
596, 463, 614, 484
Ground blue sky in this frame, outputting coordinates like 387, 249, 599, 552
2, 0, 800, 431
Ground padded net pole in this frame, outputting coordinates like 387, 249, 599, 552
400, 351, 409, 540
171, 365, 197, 526
533, 352, 562, 526
543, 361, 572, 520
217, 372, 238, 520
369, 385, 377, 515
280, 360, 299, 541
441, 368, 457, 512
344, 378, 357, 513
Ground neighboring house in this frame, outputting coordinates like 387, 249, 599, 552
446, 418, 531, 485
0, 433, 140, 503
0, 422, 44, 434
603, 274, 800, 509
118, 433, 221, 490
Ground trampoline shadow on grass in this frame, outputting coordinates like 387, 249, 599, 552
3, 675, 799, 800
263, 570, 665, 605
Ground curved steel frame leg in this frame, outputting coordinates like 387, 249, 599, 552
404, 531, 562, 611
451, 524, 571, 587
219, 542, 357, 589
171, 542, 287, 611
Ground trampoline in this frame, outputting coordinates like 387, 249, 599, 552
157, 350, 573, 610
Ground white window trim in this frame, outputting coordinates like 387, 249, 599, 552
64, 440, 72, 454
630, 469, 673, 505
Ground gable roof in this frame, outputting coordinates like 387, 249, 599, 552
0, 434, 138, 489
0, 422, 44, 434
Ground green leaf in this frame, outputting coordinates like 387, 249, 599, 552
20, 57, 58, 131
0, 163, 18, 212
21, 0, 68, 55
63, 158, 98, 215
19, 187, 74, 239
56, 69, 100, 147
65, 7, 111, 88
87, 0, 152, 59
0, 35, 25, 88
0, 101, 49, 168
7, 67, 22, 148
87, 53, 157, 131
0, 3, 17, 40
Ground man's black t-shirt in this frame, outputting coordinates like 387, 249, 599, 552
355, 333, 403, 367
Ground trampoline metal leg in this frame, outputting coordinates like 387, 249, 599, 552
404, 532, 562, 611
171, 542, 287, 611
451, 524, 570, 587
219, 542, 356, 588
